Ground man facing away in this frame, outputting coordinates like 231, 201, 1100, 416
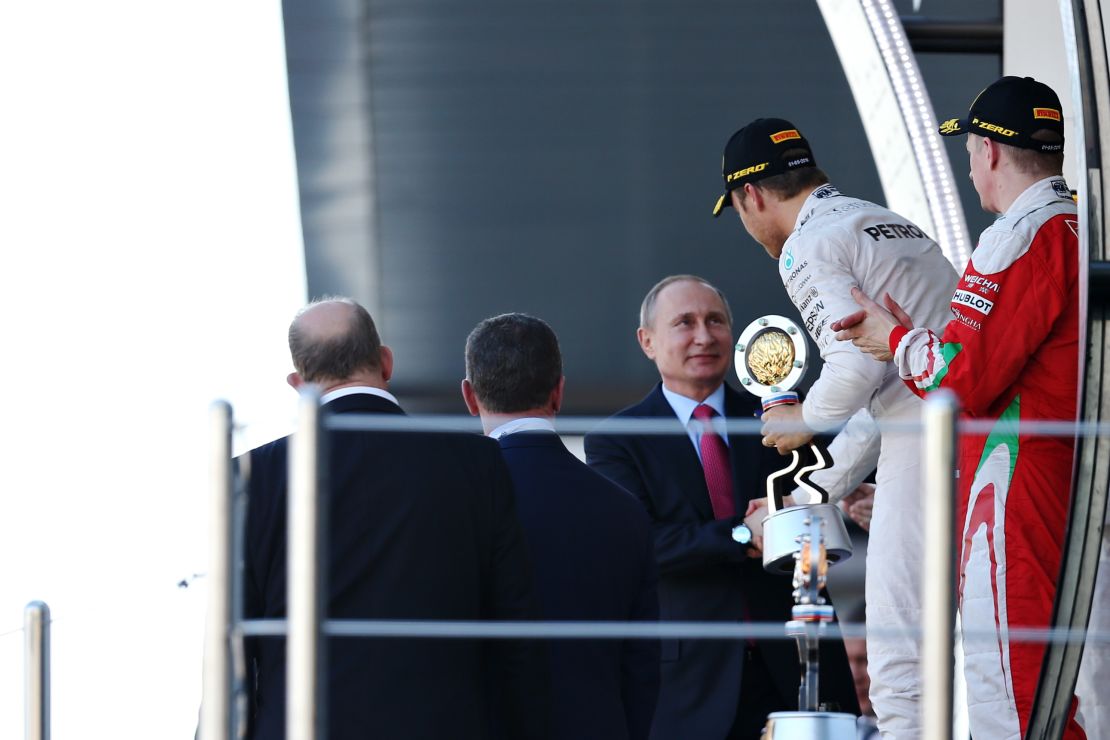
833, 76, 1085, 739
712, 117, 959, 738
585, 275, 859, 740
461, 312, 661, 740
241, 297, 551, 740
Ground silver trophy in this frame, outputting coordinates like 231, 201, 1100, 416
735, 316, 857, 738
734, 315, 853, 573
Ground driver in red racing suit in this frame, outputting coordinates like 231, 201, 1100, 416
832, 76, 1086, 739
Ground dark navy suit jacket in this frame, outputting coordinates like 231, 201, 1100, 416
498, 430, 660, 740
584, 383, 858, 739
242, 392, 551, 740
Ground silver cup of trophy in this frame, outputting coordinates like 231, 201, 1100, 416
734, 315, 853, 573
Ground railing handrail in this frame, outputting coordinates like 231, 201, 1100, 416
24, 600, 50, 740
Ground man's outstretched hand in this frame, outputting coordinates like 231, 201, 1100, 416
840, 482, 876, 531
831, 287, 915, 362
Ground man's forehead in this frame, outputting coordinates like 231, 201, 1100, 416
657, 281, 727, 313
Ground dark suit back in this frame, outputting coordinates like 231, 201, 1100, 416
498, 431, 660, 740
585, 383, 858, 739
243, 393, 550, 740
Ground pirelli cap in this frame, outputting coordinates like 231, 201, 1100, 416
938, 76, 1064, 152
712, 118, 817, 217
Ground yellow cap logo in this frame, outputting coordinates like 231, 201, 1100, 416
769, 129, 801, 144
976, 119, 1017, 137
726, 162, 769, 183
1033, 107, 1061, 121
939, 118, 961, 134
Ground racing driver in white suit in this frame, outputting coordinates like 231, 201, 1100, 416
712, 117, 958, 738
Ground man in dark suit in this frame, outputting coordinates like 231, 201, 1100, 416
584, 275, 859, 739
460, 312, 661, 740
242, 297, 551, 740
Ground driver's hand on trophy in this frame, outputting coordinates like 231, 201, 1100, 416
831, 287, 915, 362
760, 403, 813, 454
840, 482, 876, 531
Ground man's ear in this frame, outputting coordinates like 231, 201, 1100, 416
729, 188, 743, 214
637, 327, 656, 360
460, 378, 481, 417
287, 372, 304, 389
744, 182, 766, 211
378, 345, 394, 382
549, 376, 566, 414
983, 136, 1001, 170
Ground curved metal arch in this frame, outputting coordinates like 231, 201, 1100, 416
816, 0, 972, 272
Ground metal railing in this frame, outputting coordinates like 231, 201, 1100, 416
199, 393, 1108, 740
200, 401, 234, 740
920, 391, 957, 740
24, 600, 50, 740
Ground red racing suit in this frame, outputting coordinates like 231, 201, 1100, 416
889, 176, 1082, 739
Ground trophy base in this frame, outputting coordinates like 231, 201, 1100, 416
763, 711, 858, 739
762, 503, 853, 574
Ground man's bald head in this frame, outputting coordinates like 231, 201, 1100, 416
288, 297, 384, 385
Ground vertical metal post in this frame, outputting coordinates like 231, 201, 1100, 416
201, 400, 234, 740
287, 386, 327, 740
921, 390, 958, 740
24, 601, 50, 740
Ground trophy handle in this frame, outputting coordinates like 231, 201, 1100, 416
764, 440, 835, 512
766, 449, 802, 514
793, 441, 834, 505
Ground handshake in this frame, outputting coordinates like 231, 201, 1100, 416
739, 482, 876, 557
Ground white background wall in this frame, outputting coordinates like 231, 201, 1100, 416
1003, 0, 1079, 184
0, 2, 306, 737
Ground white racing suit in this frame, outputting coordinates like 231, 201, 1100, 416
778, 184, 959, 738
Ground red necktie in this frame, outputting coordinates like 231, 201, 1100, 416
692, 404, 735, 519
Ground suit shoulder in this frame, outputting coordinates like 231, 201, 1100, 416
607, 393, 657, 418
584, 389, 662, 441
975, 201, 1077, 274
240, 435, 290, 476
724, 384, 761, 413
595, 473, 653, 524
446, 431, 502, 454
247, 434, 289, 457
402, 427, 496, 452
537, 452, 652, 526
430, 432, 508, 476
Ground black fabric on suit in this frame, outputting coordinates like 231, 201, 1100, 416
497, 430, 660, 740
242, 392, 551, 740
584, 383, 859, 739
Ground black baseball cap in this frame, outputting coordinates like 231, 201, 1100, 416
938, 76, 1064, 152
711, 117, 817, 217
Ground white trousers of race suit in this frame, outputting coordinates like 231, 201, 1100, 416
864, 383, 927, 739
805, 383, 928, 738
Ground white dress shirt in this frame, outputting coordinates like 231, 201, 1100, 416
320, 385, 401, 407
660, 383, 728, 464
487, 416, 557, 440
